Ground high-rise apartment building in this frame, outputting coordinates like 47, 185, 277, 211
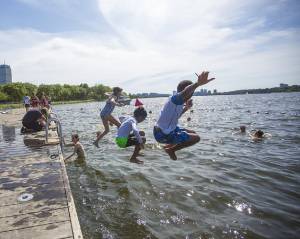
0, 63, 12, 84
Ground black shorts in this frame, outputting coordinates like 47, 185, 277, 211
24, 104, 30, 108
126, 133, 146, 147
22, 121, 43, 131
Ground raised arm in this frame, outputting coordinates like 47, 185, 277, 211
179, 71, 215, 102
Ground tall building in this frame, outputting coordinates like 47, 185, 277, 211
0, 63, 12, 84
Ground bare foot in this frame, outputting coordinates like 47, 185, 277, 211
165, 148, 177, 160
130, 158, 144, 164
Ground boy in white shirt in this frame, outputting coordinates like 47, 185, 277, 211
116, 107, 147, 164
153, 71, 215, 160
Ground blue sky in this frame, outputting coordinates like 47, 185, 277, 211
0, 0, 299, 93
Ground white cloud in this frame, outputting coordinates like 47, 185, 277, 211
1, 0, 299, 93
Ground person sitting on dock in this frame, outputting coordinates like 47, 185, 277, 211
30, 93, 40, 108
153, 71, 215, 160
21, 108, 48, 133
116, 107, 147, 164
64, 134, 85, 161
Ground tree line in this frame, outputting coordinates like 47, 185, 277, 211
0, 83, 113, 103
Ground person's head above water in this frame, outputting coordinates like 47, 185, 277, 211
240, 125, 246, 133
254, 130, 264, 138
134, 107, 147, 123
71, 134, 79, 143
112, 87, 123, 96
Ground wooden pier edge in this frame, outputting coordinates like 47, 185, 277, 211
57, 146, 83, 239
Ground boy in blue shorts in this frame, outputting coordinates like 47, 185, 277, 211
116, 107, 147, 164
153, 71, 215, 160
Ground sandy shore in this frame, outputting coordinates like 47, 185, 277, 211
0, 108, 25, 127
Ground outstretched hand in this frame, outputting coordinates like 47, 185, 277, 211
195, 71, 215, 86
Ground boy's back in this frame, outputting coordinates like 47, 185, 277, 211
156, 94, 184, 134
117, 116, 140, 140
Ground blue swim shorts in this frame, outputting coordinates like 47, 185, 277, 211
153, 126, 190, 144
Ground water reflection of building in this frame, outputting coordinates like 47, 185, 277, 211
0, 62, 12, 84
2, 125, 16, 142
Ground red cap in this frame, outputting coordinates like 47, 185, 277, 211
135, 98, 143, 107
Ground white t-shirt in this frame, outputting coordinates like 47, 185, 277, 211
23, 96, 30, 105
156, 94, 184, 134
117, 116, 143, 143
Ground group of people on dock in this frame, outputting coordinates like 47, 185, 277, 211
20, 92, 52, 133
23, 92, 51, 112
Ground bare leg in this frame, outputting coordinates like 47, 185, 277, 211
107, 115, 121, 127
130, 137, 146, 164
94, 118, 110, 147
165, 134, 200, 160
130, 145, 143, 164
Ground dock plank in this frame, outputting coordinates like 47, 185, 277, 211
0, 221, 73, 239
0, 198, 68, 217
0, 208, 70, 232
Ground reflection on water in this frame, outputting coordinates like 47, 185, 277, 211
1, 125, 16, 142
53, 93, 300, 238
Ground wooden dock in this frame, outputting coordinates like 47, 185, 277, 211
0, 129, 83, 239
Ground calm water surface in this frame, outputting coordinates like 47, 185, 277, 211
2, 93, 300, 239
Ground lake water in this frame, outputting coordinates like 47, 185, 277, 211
2, 93, 300, 238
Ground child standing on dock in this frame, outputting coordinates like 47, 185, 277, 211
116, 107, 147, 164
153, 71, 215, 160
94, 87, 124, 147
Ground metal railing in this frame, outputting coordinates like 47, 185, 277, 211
45, 116, 63, 152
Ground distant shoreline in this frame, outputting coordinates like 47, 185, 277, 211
1, 90, 299, 109
130, 85, 300, 98
0, 99, 97, 110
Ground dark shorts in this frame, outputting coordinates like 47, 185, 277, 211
22, 121, 43, 131
116, 134, 145, 148
24, 104, 30, 108
153, 126, 190, 144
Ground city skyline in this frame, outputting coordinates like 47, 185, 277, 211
1, 0, 300, 93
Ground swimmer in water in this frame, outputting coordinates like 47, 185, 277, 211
64, 134, 85, 161
250, 130, 271, 140
232, 125, 247, 135
240, 125, 246, 133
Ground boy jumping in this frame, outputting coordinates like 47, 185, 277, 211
153, 71, 215, 160
116, 107, 147, 164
